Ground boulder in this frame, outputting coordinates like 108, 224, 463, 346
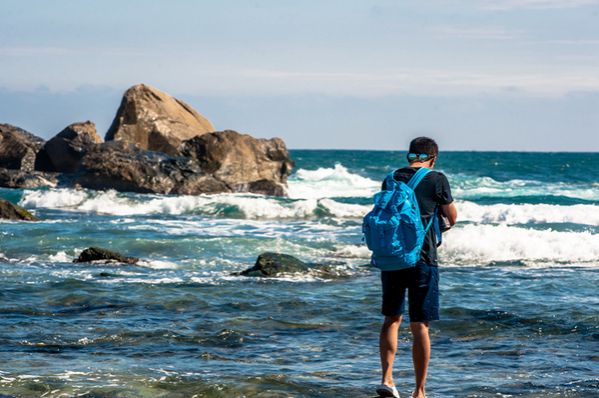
179, 130, 295, 197
0, 124, 45, 172
233, 252, 340, 278
36, 121, 102, 173
0, 197, 39, 221
0, 168, 63, 189
105, 84, 215, 157
73, 141, 231, 195
74, 247, 139, 264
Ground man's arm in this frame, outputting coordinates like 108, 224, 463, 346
440, 202, 457, 226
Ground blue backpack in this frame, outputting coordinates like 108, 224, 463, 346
363, 167, 435, 271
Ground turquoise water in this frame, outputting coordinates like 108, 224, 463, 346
1, 151, 598, 397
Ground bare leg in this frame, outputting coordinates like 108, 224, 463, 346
379, 315, 402, 387
410, 321, 430, 398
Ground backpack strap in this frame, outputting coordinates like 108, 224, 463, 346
384, 171, 398, 190
385, 167, 431, 190
407, 167, 437, 237
407, 167, 431, 189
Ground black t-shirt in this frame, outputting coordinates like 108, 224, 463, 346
382, 167, 454, 266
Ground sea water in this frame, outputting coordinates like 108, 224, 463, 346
1, 150, 598, 398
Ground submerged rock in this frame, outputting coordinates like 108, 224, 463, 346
0, 197, 39, 221
0, 124, 45, 172
36, 121, 102, 173
106, 84, 215, 157
234, 252, 341, 278
179, 130, 295, 197
74, 247, 139, 264
73, 141, 231, 195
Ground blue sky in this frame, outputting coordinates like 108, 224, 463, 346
1, 0, 598, 151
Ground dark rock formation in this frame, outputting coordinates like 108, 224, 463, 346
0, 168, 63, 189
106, 84, 215, 157
0, 124, 45, 172
179, 130, 295, 197
0, 84, 294, 197
0, 197, 39, 221
234, 252, 340, 278
36, 121, 102, 173
73, 141, 231, 195
74, 247, 139, 264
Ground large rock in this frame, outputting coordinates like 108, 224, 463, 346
179, 130, 295, 197
36, 121, 102, 173
0, 197, 39, 221
0, 168, 63, 189
233, 252, 341, 278
106, 84, 215, 157
73, 141, 231, 195
0, 124, 45, 172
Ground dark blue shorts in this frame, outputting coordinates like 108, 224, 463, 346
380, 261, 440, 322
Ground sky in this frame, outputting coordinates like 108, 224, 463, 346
1, 0, 598, 151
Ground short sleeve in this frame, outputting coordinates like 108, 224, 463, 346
435, 172, 454, 205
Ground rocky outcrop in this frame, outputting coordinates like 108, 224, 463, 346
74, 247, 139, 264
179, 130, 295, 197
0, 84, 294, 197
36, 121, 102, 173
0, 168, 63, 189
0, 197, 39, 221
73, 141, 231, 195
0, 124, 45, 172
105, 84, 215, 157
233, 252, 340, 278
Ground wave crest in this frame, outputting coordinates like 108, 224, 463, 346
19, 188, 371, 220
288, 164, 379, 199
441, 224, 599, 265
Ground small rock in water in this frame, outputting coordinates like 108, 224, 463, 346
0, 197, 39, 221
233, 252, 341, 278
74, 247, 139, 264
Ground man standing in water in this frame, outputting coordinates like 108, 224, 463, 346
376, 137, 457, 398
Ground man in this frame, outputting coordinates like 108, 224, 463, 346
376, 137, 457, 398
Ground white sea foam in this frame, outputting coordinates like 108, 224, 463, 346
19, 188, 90, 208
319, 198, 371, 218
198, 194, 320, 219
453, 176, 599, 201
20, 188, 372, 220
145, 259, 181, 269
441, 224, 599, 265
458, 201, 599, 226
48, 251, 71, 263
333, 243, 371, 258
288, 164, 379, 199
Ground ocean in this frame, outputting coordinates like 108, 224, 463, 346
1, 150, 598, 398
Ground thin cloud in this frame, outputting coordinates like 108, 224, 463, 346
0, 46, 145, 57
206, 66, 599, 98
474, 0, 599, 10
544, 40, 599, 45
427, 25, 524, 40
0, 47, 78, 57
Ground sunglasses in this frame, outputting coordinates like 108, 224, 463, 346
408, 153, 435, 162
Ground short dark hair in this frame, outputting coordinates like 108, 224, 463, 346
408, 137, 438, 157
